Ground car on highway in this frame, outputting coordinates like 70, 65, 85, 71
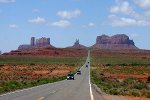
67, 73, 74, 80
88, 62, 89, 64
86, 65, 88, 67
76, 71, 81, 75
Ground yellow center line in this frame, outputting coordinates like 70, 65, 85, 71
38, 96, 44, 100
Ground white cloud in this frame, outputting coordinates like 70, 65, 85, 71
48, 20, 71, 27
0, 0, 15, 3
107, 0, 150, 27
108, 15, 150, 27
32, 9, 40, 13
57, 9, 81, 19
9, 24, 18, 28
134, 0, 150, 9
88, 23, 95, 27
28, 17, 46, 24
82, 22, 96, 28
110, 1, 136, 16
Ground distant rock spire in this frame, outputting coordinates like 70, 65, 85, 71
67, 39, 86, 49
75, 39, 79, 45
31, 37, 35, 46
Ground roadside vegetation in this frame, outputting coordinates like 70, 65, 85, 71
0, 56, 85, 94
91, 50, 150, 98
0, 56, 84, 65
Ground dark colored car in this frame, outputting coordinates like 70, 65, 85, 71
88, 62, 89, 64
67, 74, 74, 80
77, 71, 81, 75
86, 65, 88, 67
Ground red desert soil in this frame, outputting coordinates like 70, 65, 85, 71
98, 66, 150, 81
2, 48, 87, 57
51, 70, 69, 75
104, 73, 150, 81
0, 64, 76, 80
34, 70, 50, 74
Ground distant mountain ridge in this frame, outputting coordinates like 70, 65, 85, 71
2, 34, 140, 56
17, 34, 138, 50
5, 34, 138, 56
92, 34, 138, 49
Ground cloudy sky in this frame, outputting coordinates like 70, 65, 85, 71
0, 0, 150, 52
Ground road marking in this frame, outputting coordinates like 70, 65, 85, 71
38, 96, 44, 100
49, 90, 57, 94
88, 56, 94, 100
90, 83, 94, 100
89, 70, 94, 100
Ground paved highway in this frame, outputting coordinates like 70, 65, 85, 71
0, 51, 103, 100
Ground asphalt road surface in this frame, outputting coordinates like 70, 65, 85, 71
0, 51, 103, 100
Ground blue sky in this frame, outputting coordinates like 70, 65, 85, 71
0, 0, 150, 52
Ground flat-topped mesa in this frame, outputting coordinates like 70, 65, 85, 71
93, 34, 138, 49
111, 34, 134, 45
96, 35, 110, 44
18, 37, 55, 50
67, 39, 87, 49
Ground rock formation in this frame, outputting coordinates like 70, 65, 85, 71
18, 37, 55, 50
67, 39, 87, 49
92, 34, 138, 49
18, 45, 33, 50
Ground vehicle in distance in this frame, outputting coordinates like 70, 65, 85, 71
77, 71, 81, 75
88, 62, 89, 63
86, 65, 88, 67
67, 73, 74, 80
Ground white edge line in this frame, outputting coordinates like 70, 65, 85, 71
89, 71, 94, 100
89, 57, 94, 100
90, 83, 94, 100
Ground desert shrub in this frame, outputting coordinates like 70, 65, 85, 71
21, 81, 27, 86
30, 80, 38, 86
0, 87, 5, 93
119, 63, 128, 66
0, 64, 4, 67
130, 90, 140, 97
147, 76, 150, 82
109, 88, 120, 95
134, 82, 148, 90
146, 93, 150, 98
0, 80, 23, 93
131, 63, 139, 66
2, 86, 11, 92
105, 64, 111, 66
100, 73, 104, 76
70, 64, 75, 66
65, 64, 75, 66
6, 81, 22, 90
29, 63, 35, 66
123, 78, 135, 84
39, 79, 49, 84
